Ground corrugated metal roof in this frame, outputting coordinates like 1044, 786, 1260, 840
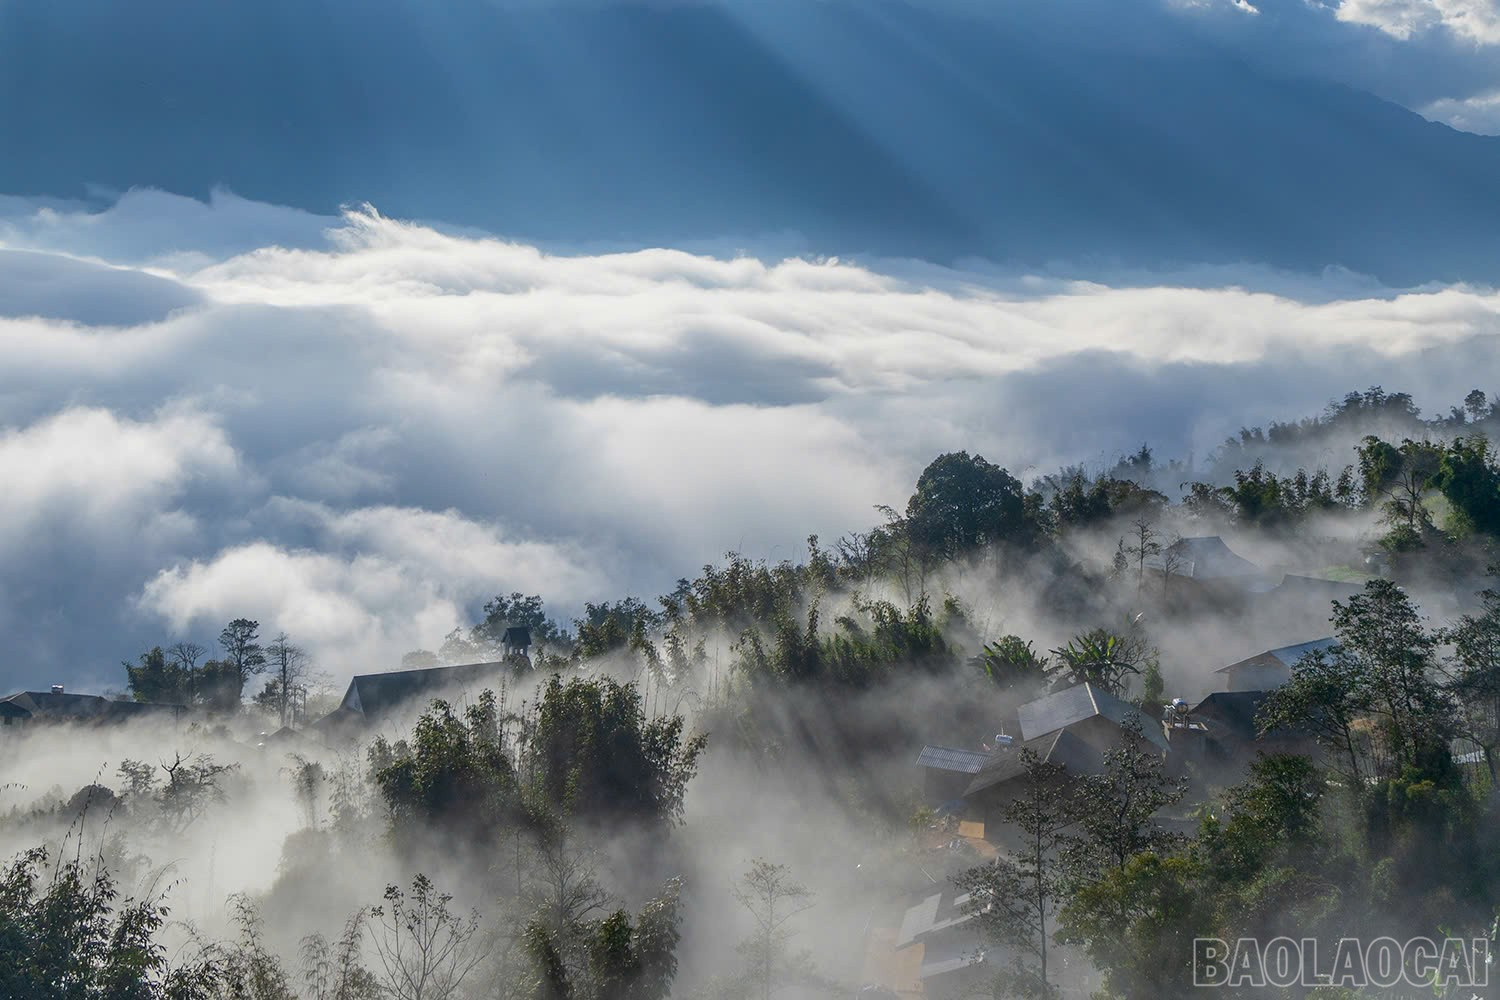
1267, 637, 1339, 666
1216, 637, 1336, 673
1016, 682, 1169, 752
916, 745, 990, 774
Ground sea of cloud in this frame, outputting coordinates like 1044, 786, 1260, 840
0, 188, 1497, 692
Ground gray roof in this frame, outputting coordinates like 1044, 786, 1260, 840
1016, 682, 1169, 751
916, 745, 991, 774
896, 890, 975, 947
963, 729, 1106, 795
1147, 536, 1261, 580
0, 691, 186, 724
329, 660, 510, 724
1268, 575, 1363, 599
1216, 637, 1337, 674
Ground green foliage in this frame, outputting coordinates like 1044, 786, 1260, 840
574, 599, 661, 661
1065, 714, 1186, 881
526, 675, 706, 828
1048, 625, 1150, 696
124, 647, 191, 705
1186, 462, 1356, 527
904, 451, 1040, 560
368, 690, 524, 843
520, 877, 683, 1000
0, 847, 222, 1000
1433, 435, 1500, 536
971, 634, 1050, 695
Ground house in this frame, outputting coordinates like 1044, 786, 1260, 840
892, 889, 988, 998
1147, 536, 1268, 590
0, 688, 188, 731
1179, 690, 1319, 778
1215, 637, 1337, 692
311, 659, 512, 736
961, 728, 1106, 835
1017, 682, 1170, 753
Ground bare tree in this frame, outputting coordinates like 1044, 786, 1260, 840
1124, 516, 1161, 591
168, 641, 207, 703
732, 859, 816, 1000
368, 874, 484, 1000
262, 632, 310, 728
1159, 533, 1184, 596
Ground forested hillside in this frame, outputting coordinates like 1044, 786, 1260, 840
3, 386, 1499, 999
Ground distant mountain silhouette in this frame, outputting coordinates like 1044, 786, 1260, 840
3, 0, 1498, 283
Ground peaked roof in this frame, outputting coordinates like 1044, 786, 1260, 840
1216, 637, 1337, 674
332, 660, 510, 723
1017, 682, 1169, 751
963, 728, 1106, 796
1149, 536, 1262, 580
0, 691, 186, 724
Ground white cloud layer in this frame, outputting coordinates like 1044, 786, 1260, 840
1337, 0, 1500, 43
0, 189, 1497, 691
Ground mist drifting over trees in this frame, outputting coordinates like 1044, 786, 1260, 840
2, 386, 1500, 998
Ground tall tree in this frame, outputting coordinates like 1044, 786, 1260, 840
1443, 571, 1500, 783
218, 618, 267, 707
1123, 516, 1160, 590
124, 646, 189, 704
1064, 714, 1186, 882
260, 632, 310, 728
731, 860, 814, 1000
955, 748, 1081, 998
904, 451, 1038, 561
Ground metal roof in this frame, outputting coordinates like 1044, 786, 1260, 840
1016, 682, 1169, 751
1215, 637, 1337, 673
963, 729, 1106, 796
916, 745, 990, 774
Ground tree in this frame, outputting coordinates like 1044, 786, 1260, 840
1065, 714, 1186, 882
1259, 648, 1373, 790
1464, 388, 1490, 423
971, 635, 1051, 697
300, 912, 379, 1000
731, 860, 815, 1000
1331, 580, 1451, 774
1048, 625, 1151, 696
218, 618, 268, 707
368, 690, 525, 846
0, 846, 223, 1000
1443, 571, 1500, 783
1357, 436, 1442, 544
1123, 516, 1160, 590
259, 632, 310, 728
525, 675, 706, 829
168, 642, 207, 702
368, 874, 483, 1000
124, 646, 190, 705
1433, 436, 1500, 537
955, 748, 1081, 998
904, 451, 1038, 561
